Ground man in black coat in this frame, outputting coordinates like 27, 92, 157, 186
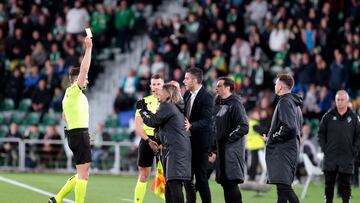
265, 74, 302, 203
318, 90, 360, 203
183, 67, 214, 203
213, 77, 249, 203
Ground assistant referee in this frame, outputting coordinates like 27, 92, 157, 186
134, 74, 164, 203
49, 36, 93, 203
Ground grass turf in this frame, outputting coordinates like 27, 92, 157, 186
0, 172, 359, 203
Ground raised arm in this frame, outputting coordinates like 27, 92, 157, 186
77, 36, 92, 88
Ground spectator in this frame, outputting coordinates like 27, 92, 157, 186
329, 49, 348, 92
65, 1, 89, 34
39, 125, 62, 167
120, 69, 138, 96
1, 123, 23, 166
230, 37, 251, 70
31, 79, 51, 113
269, 21, 289, 52
92, 123, 111, 171
115, 0, 135, 53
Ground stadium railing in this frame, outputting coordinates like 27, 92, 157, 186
0, 138, 137, 174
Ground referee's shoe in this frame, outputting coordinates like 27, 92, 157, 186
48, 197, 57, 203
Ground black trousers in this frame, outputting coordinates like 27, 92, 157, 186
165, 180, 184, 203
184, 148, 212, 203
276, 183, 299, 203
325, 170, 352, 203
248, 150, 259, 180
221, 181, 242, 203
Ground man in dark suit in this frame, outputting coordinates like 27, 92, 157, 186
183, 67, 214, 203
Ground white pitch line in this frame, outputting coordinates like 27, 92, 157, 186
122, 198, 133, 202
0, 176, 75, 203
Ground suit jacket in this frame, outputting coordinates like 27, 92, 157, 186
184, 86, 214, 149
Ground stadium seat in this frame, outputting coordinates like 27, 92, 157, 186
0, 98, 15, 111
25, 112, 41, 125
112, 127, 128, 142
0, 113, 9, 125
105, 115, 119, 128
17, 98, 32, 112
42, 112, 60, 125
10, 111, 26, 124
118, 110, 135, 127
0, 125, 8, 138
300, 153, 323, 199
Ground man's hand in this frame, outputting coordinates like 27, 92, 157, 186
84, 36, 93, 49
147, 138, 159, 152
184, 118, 191, 131
262, 134, 268, 141
136, 99, 146, 110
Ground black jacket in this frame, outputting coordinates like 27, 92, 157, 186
140, 102, 191, 181
213, 94, 249, 184
184, 86, 214, 149
318, 107, 360, 174
265, 93, 303, 185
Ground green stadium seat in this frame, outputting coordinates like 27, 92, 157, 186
18, 125, 28, 135
0, 113, 9, 125
18, 98, 32, 112
0, 125, 8, 138
10, 111, 26, 124
0, 98, 15, 111
25, 112, 41, 125
111, 127, 128, 142
42, 112, 60, 125
104, 115, 119, 128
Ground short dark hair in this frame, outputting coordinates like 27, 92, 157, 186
69, 67, 80, 83
218, 77, 235, 92
277, 74, 294, 90
186, 67, 203, 84
151, 73, 164, 80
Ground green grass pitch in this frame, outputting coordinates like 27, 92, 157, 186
0, 172, 359, 203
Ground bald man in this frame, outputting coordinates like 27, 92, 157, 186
318, 90, 360, 203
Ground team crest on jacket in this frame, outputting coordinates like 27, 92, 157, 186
216, 105, 229, 117
332, 116, 337, 120
347, 117, 352, 123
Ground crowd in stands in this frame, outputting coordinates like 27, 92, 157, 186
0, 0, 162, 169
112, 0, 360, 183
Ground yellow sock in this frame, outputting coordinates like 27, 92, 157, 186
75, 179, 88, 203
134, 181, 147, 203
55, 174, 78, 203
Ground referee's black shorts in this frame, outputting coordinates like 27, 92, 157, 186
66, 128, 92, 165
137, 136, 158, 167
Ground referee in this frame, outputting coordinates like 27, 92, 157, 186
49, 36, 92, 203
134, 74, 164, 203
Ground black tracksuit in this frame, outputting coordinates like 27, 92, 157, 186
266, 93, 303, 203
318, 107, 360, 203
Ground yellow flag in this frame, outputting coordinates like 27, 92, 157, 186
151, 161, 166, 200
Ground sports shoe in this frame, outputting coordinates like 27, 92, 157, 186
48, 197, 57, 203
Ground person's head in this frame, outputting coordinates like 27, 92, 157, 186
68, 67, 87, 86
275, 74, 294, 95
167, 80, 181, 93
10, 122, 18, 134
158, 84, 182, 104
183, 67, 203, 91
335, 90, 349, 111
150, 74, 164, 96
216, 77, 234, 99
38, 79, 46, 90
30, 124, 39, 133
46, 125, 57, 136
302, 124, 311, 138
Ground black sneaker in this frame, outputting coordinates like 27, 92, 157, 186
48, 197, 57, 203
